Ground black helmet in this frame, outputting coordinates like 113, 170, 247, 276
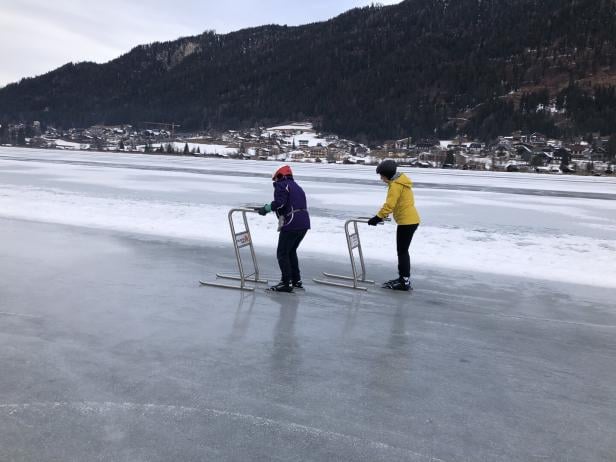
376, 159, 397, 180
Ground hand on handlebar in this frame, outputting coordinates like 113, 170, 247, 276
367, 215, 384, 226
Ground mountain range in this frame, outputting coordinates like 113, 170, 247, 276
1, 0, 615, 142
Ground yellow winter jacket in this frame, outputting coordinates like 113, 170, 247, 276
377, 173, 420, 225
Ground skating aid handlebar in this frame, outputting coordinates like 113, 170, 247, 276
200, 207, 269, 291
313, 216, 390, 291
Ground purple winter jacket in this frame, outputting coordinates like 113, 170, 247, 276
270, 177, 311, 232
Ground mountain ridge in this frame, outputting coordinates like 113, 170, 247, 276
1, 0, 615, 141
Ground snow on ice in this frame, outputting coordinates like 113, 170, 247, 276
0, 146, 615, 288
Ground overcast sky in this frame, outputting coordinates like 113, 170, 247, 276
0, 1, 403, 88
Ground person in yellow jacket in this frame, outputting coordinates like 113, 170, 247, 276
368, 159, 420, 291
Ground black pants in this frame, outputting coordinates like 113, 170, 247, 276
397, 224, 419, 278
277, 230, 308, 284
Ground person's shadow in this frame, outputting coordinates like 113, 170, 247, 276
362, 299, 413, 415
269, 294, 302, 396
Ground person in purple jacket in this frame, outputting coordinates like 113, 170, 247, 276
257, 165, 311, 292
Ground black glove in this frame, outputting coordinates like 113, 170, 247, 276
367, 215, 383, 226
257, 206, 268, 216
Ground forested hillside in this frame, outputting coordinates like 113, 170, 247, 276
1, 0, 615, 141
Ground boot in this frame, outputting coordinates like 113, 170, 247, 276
382, 277, 400, 288
387, 277, 412, 291
292, 280, 304, 289
268, 281, 293, 293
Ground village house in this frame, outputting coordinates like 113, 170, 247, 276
465, 156, 492, 170
468, 142, 484, 154
514, 144, 534, 162
413, 139, 439, 152
529, 132, 548, 145
590, 146, 608, 162
569, 144, 589, 159
418, 150, 448, 166
454, 152, 469, 166
308, 146, 328, 160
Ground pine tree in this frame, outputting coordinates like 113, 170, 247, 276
559, 150, 571, 169
93, 137, 105, 151
17, 127, 26, 146
607, 134, 616, 162
0, 123, 8, 144
530, 155, 544, 167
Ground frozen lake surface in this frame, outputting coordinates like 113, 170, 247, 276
0, 147, 615, 287
0, 147, 615, 461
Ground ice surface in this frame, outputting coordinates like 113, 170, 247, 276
1, 146, 615, 287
